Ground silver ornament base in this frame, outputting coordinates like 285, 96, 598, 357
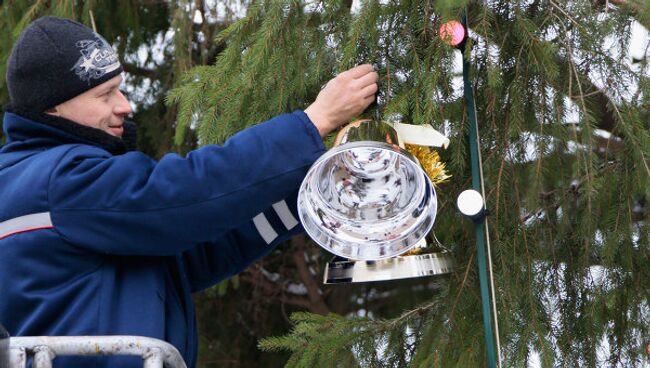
323, 252, 454, 284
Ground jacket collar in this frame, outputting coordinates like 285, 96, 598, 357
2, 105, 137, 155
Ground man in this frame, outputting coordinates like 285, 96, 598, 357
0, 16, 377, 367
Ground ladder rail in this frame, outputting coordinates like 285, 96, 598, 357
7, 335, 187, 368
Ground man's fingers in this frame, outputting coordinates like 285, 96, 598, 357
342, 64, 375, 79
354, 71, 379, 88
361, 83, 378, 98
361, 94, 375, 108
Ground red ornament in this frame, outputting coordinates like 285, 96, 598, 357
439, 21, 466, 47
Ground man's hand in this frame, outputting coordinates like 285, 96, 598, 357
305, 64, 378, 137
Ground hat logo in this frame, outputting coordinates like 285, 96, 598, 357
71, 36, 120, 83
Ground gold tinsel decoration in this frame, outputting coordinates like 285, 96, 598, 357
404, 144, 451, 186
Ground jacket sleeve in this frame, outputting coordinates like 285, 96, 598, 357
48, 111, 325, 256
181, 189, 304, 292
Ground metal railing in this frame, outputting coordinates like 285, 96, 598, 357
7, 335, 187, 368
0, 325, 8, 368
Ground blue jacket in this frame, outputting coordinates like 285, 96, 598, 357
0, 110, 325, 367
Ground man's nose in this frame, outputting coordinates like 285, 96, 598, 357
114, 90, 133, 116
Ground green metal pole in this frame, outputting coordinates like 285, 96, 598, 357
461, 14, 498, 368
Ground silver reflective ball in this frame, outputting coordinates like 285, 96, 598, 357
298, 139, 437, 261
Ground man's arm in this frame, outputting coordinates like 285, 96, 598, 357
180, 190, 303, 292
49, 111, 323, 256
48, 65, 377, 257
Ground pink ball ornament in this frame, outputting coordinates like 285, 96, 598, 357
439, 21, 466, 46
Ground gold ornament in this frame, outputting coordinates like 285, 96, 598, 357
404, 144, 451, 186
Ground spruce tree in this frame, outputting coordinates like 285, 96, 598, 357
169, 1, 650, 367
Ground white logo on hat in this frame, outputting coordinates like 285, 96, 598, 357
71, 35, 120, 83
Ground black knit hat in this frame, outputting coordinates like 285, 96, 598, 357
6, 16, 123, 112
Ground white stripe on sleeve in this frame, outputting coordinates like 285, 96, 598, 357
252, 213, 278, 244
0, 212, 53, 240
272, 200, 299, 230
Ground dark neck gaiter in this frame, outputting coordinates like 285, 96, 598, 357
4, 105, 137, 155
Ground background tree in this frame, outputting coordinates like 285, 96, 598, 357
1, 1, 649, 367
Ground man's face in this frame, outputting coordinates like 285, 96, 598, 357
48, 75, 133, 137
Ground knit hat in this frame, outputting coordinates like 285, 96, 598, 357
6, 16, 123, 112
